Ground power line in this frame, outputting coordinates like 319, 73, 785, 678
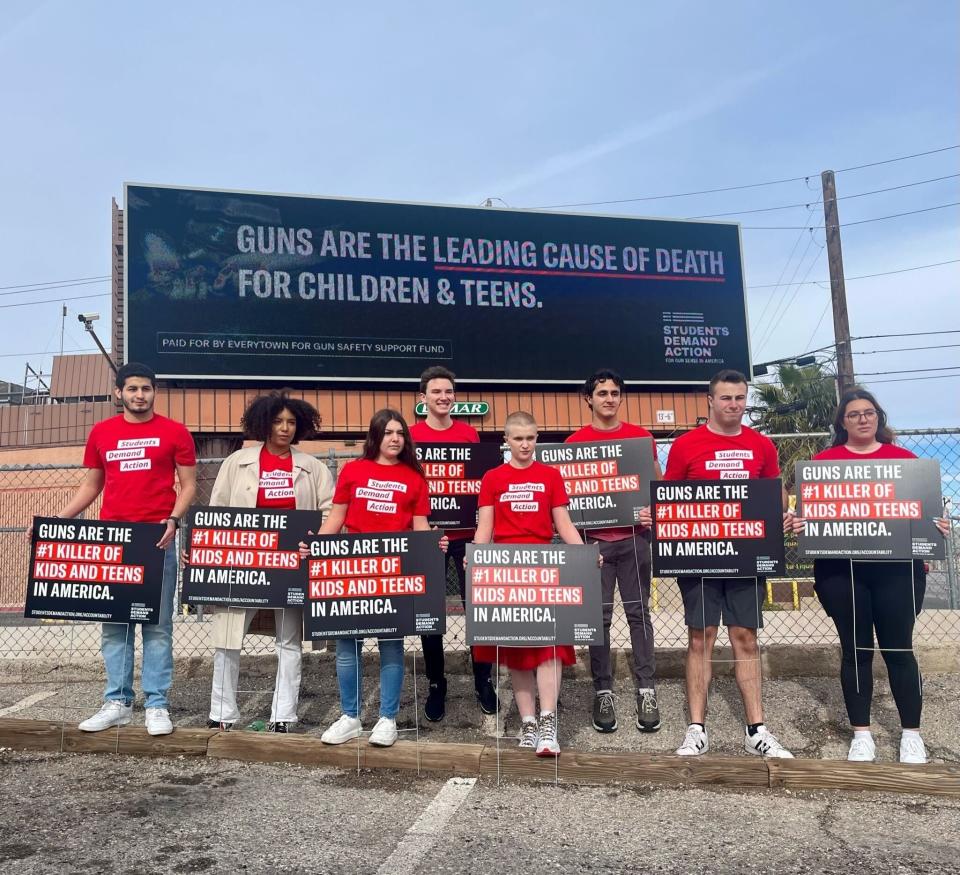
535, 144, 959, 209
689, 172, 960, 219
865, 373, 960, 385
0, 347, 98, 359
0, 278, 111, 299
0, 274, 110, 291
748, 258, 960, 289
854, 343, 960, 355
0, 292, 110, 310
743, 201, 959, 230
835, 145, 960, 174
855, 329, 960, 340
856, 365, 960, 376
749, 208, 818, 340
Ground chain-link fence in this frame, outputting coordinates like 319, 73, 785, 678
2, 429, 958, 663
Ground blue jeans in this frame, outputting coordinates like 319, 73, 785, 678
101, 544, 177, 709
335, 638, 404, 719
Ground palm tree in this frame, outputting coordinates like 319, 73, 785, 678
750, 362, 837, 489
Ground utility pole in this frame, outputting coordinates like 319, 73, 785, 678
821, 170, 855, 394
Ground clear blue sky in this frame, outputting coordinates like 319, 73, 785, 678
1, 1, 957, 426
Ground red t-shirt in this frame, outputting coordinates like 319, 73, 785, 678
664, 424, 779, 481
83, 413, 196, 522
814, 443, 916, 460
257, 446, 296, 509
410, 420, 480, 443
566, 421, 656, 541
478, 461, 568, 544
411, 419, 481, 540
334, 458, 430, 534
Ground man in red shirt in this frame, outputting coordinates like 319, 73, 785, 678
51, 363, 196, 736
566, 369, 661, 734
664, 369, 793, 759
410, 366, 497, 720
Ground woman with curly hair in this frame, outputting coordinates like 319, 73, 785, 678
207, 391, 334, 732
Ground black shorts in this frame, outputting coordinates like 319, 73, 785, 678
677, 576, 766, 629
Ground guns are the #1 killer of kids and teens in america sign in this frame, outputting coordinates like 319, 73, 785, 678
795, 458, 944, 560
534, 438, 655, 528
465, 543, 603, 647
25, 517, 167, 623
181, 507, 322, 609
415, 442, 502, 530
303, 531, 446, 639
651, 479, 786, 576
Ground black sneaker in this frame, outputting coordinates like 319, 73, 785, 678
424, 679, 447, 722
592, 690, 618, 733
268, 721, 289, 733
475, 679, 499, 715
636, 689, 662, 733
206, 720, 233, 731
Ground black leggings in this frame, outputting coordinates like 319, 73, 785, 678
814, 559, 925, 728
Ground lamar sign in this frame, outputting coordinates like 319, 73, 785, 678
414, 401, 489, 416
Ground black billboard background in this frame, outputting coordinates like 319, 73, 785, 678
465, 543, 602, 646
126, 185, 749, 383
415, 441, 502, 529
181, 507, 322, 609
795, 459, 945, 560
25, 516, 167, 623
534, 438, 655, 528
303, 530, 446, 639
651, 478, 786, 576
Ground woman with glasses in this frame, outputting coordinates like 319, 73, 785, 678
793, 387, 949, 764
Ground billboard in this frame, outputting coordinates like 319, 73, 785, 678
125, 184, 750, 383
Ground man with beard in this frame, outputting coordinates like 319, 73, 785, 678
51, 362, 196, 735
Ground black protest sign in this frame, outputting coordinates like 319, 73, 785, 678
796, 458, 944, 560
652, 478, 785, 576
182, 507, 321, 609
415, 441, 501, 529
304, 530, 445, 639
534, 438, 655, 528
25, 516, 167, 623
465, 543, 602, 646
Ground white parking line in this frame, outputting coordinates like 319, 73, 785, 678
0, 690, 58, 717
376, 776, 477, 875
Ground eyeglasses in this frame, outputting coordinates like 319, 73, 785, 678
845, 409, 878, 422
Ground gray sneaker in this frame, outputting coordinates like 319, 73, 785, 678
636, 689, 662, 733
592, 690, 618, 733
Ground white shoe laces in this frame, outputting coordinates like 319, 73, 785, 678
539, 712, 557, 741
848, 737, 874, 759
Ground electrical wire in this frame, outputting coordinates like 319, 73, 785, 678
0, 274, 110, 291
743, 201, 959, 230
748, 258, 960, 289
854, 343, 960, 355
535, 145, 959, 209
0, 292, 110, 310
688, 172, 960, 219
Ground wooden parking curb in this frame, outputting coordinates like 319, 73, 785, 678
2, 717, 958, 797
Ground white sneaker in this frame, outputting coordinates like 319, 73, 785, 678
745, 725, 794, 758
321, 714, 362, 745
900, 734, 928, 765
847, 736, 876, 762
535, 712, 560, 758
78, 701, 132, 732
368, 717, 398, 747
145, 707, 173, 736
676, 724, 709, 756
518, 719, 539, 750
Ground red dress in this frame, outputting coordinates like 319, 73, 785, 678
472, 461, 577, 670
